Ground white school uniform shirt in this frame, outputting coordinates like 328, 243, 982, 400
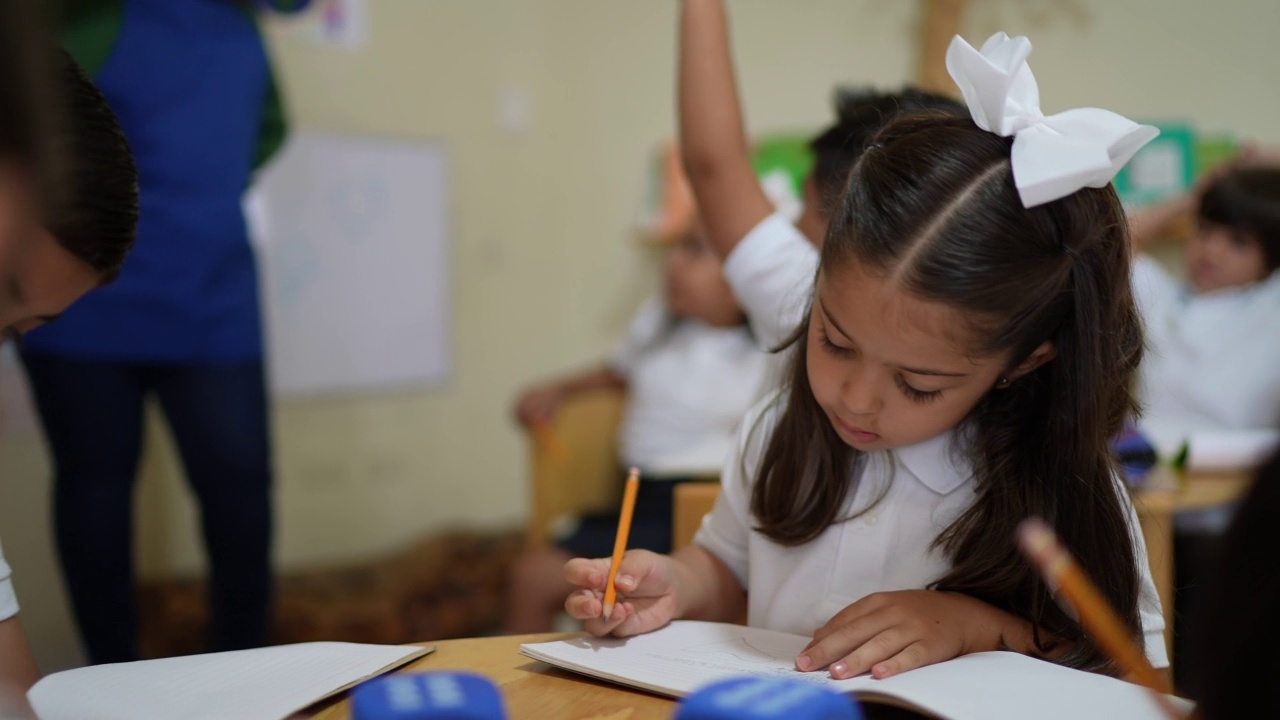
610, 298, 771, 476
1133, 253, 1280, 431
694, 395, 1170, 668
0, 539, 18, 622
721, 212, 820, 351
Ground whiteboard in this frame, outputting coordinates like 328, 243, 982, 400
246, 132, 450, 396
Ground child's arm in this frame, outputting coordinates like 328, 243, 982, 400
562, 545, 747, 637
1127, 192, 1197, 256
0, 616, 40, 719
1129, 148, 1268, 255
678, 0, 775, 259
513, 367, 626, 429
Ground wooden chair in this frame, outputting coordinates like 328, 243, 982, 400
672, 482, 722, 550
672, 482, 746, 625
526, 386, 726, 554
525, 388, 627, 549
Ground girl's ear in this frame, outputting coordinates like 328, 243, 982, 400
1007, 340, 1057, 382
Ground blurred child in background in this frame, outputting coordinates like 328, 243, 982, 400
504, 148, 778, 634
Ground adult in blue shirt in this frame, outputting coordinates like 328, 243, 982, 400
21, 0, 308, 664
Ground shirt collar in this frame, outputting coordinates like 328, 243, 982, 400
892, 429, 974, 495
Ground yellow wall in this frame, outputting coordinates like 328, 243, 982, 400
3, 0, 1278, 671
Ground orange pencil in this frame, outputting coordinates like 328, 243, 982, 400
602, 468, 641, 622
1017, 518, 1184, 719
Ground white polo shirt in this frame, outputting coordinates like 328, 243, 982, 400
1133, 253, 1280, 431
721, 213, 819, 351
610, 298, 771, 476
695, 396, 1170, 668
0, 539, 18, 622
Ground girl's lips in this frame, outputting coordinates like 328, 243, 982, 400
834, 415, 880, 442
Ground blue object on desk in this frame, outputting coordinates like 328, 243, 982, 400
673, 676, 862, 720
1112, 423, 1159, 487
352, 672, 506, 720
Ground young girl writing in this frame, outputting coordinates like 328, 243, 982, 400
505, 220, 770, 633
562, 28, 1168, 680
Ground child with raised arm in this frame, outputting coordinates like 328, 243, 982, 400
505, 219, 770, 634
563, 26, 1168, 681
678, 0, 962, 349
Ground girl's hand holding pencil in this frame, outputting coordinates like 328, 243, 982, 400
562, 549, 683, 637
562, 469, 684, 636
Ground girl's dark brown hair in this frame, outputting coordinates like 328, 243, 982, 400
751, 113, 1145, 675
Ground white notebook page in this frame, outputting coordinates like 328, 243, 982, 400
27, 641, 430, 720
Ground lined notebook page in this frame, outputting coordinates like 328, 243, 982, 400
521, 621, 854, 696
28, 642, 431, 720
520, 621, 1189, 720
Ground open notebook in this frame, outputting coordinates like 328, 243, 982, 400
27, 641, 432, 720
520, 621, 1191, 720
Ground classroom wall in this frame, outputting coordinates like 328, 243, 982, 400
3, 0, 1278, 672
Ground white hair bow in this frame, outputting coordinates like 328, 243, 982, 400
945, 32, 1159, 208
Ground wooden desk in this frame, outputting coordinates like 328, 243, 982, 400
301, 633, 677, 720
1132, 469, 1252, 659
299, 475, 1247, 719
302, 634, 934, 720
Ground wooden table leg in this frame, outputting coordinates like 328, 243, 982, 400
1137, 501, 1174, 669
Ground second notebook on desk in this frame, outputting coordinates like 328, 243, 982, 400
520, 621, 1189, 720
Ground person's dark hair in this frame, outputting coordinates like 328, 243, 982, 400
1, 4, 61, 198
752, 113, 1144, 675
39, 48, 139, 282
1190, 448, 1280, 718
808, 86, 965, 219
1197, 167, 1280, 273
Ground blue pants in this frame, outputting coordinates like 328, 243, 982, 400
19, 353, 273, 664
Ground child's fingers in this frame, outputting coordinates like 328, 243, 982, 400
796, 609, 894, 673
611, 550, 663, 593
562, 557, 613, 590
582, 599, 630, 636
869, 640, 931, 679
609, 601, 667, 638
564, 588, 604, 620
805, 593, 888, 650
826, 626, 913, 680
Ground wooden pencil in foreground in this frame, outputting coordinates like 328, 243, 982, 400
1017, 517, 1184, 719
602, 468, 641, 622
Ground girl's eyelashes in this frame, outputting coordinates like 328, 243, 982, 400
818, 331, 853, 358
895, 376, 944, 404
820, 328, 944, 404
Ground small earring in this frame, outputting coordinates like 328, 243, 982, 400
997, 377, 1011, 388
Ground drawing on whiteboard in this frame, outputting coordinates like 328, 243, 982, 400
271, 230, 321, 311
248, 132, 451, 397
326, 174, 386, 244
